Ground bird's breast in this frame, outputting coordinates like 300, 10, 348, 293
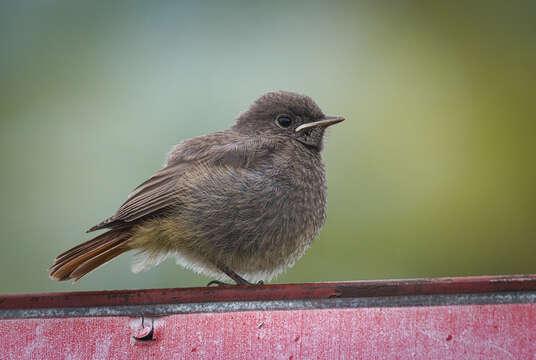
175, 152, 327, 272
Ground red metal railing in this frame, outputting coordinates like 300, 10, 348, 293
1, 274, 535, 359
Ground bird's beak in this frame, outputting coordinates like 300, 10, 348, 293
295, 116, 346, 133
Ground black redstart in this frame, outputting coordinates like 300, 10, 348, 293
49, 91, 345, 285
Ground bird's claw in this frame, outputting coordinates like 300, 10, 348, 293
207, 280, 232, 287
206, 279, 264, 287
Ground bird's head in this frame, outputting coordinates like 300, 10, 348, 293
233, 91, 344, 151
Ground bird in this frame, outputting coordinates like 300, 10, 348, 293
49, 91, 345, 286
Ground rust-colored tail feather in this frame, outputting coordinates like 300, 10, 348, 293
49, 230, 131, 282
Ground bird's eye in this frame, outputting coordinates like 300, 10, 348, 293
276, 116, 292, 128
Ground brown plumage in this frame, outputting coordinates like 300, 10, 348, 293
49, 91, 344, 284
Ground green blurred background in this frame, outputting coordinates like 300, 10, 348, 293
1, 1, 535, 293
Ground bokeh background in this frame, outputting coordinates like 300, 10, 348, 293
1, 1, 535, 293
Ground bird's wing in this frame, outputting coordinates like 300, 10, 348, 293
87, 163, 186, 232
88, 135, 280, 233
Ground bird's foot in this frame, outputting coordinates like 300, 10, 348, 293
209, 264, 265, 287
207, 279, 264, 287
207, 280, 232, 287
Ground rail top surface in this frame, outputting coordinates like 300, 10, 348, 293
1, 274, 536, 319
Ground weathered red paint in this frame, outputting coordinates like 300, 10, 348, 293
1, 304, 535, 359
1, 274, 535, 359
1, 274, 535, 310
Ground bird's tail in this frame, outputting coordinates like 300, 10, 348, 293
49, 229, 131, 282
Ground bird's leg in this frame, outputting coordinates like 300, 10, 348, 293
207, 264, 264, 287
